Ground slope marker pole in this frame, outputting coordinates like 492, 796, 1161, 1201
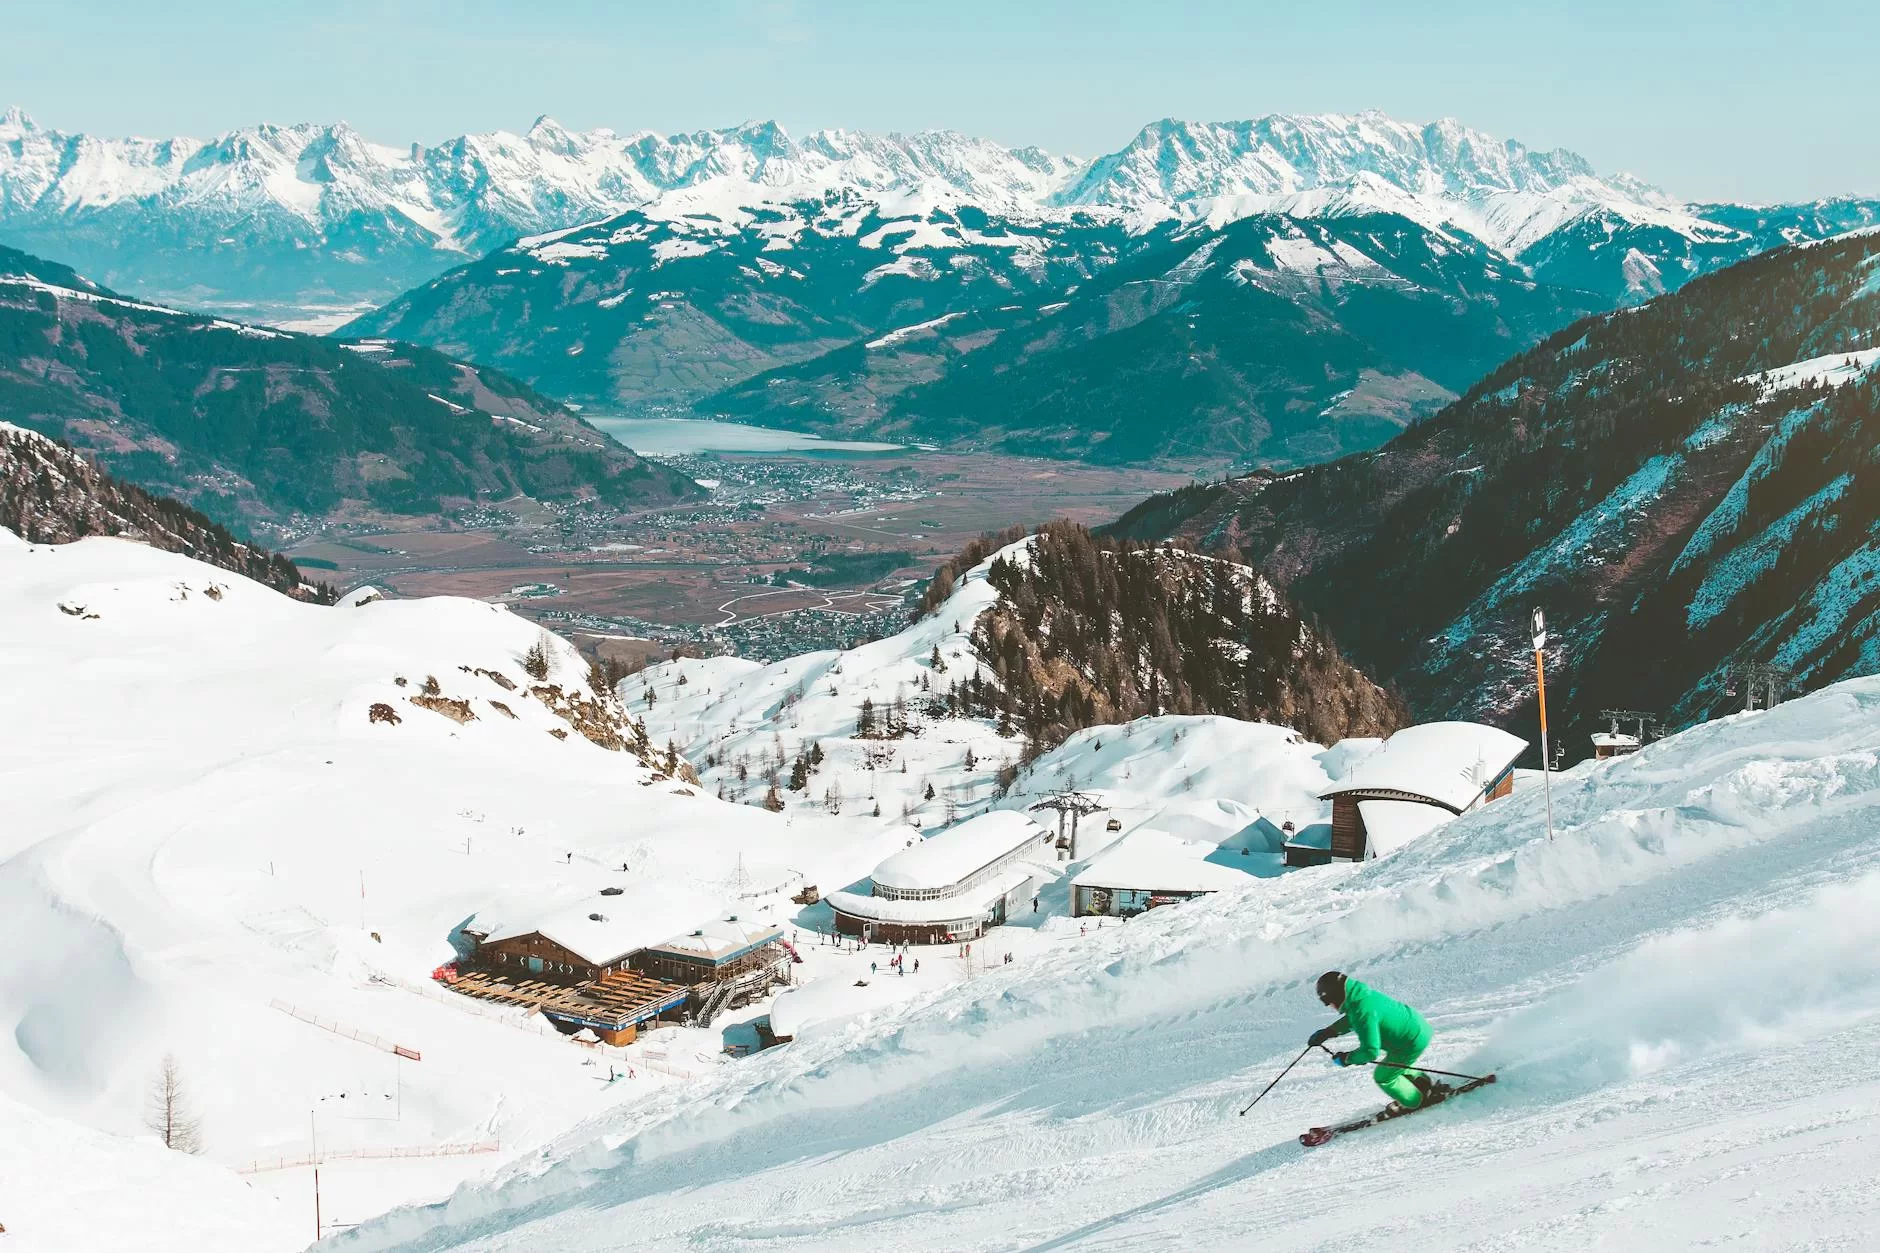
1532, 607, 1555, 843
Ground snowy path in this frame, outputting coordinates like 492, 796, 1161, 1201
337, 682, 1880, 1251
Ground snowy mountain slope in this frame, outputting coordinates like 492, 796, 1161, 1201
835, 210, 1607, 464
0, 242, 697, 534
344, 188, 1137, 416
628, 526, 1397, 831
1114, 230, 1880, 747
357, 200, 1604, 465
0, 532, 900, 1250
330, 672, 1880, 1252
626, 537, 1031, 827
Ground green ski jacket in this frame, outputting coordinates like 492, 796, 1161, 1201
1327, 978, 1431, 1064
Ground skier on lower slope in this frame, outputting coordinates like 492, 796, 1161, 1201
1306, 971, 1434, 1112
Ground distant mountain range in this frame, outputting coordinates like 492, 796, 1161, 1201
1111, 230, 1880, 749
5, 105, 1875, 318
0, 243, 698, 537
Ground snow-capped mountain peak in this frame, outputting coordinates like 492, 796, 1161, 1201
3, 105, 1858, 315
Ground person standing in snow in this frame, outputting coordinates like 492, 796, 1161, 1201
871, 961, 877, 974
1307, 971, 1434, 1111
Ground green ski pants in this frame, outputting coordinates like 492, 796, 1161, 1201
1374, 1040, 1429, 1108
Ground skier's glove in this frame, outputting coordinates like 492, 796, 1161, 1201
1307, 1026, 1335, 1048
1331, 1052, 1351, 1067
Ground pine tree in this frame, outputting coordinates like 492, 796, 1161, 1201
762, 784, 785, 812
522, 631, 553, 681
857, 697, 876, 737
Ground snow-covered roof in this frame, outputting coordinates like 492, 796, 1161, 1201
1357, 799, 1453, 857
768, 971, 926, 1041
478, 884, 725, 966
1070, 828, 1264, 894
1321, 721, 1526, 812
870, 810, 1051, 892
1592, 732, 1641, 749
828, 868, 1035, 925
642, 914, 783, 962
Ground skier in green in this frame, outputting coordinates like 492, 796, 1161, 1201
1307, 971, 1434, 1111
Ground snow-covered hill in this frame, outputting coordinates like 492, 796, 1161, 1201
329, 668, 1880, 1249
0, 530, 901, 1250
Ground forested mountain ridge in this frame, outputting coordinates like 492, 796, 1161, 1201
0, 244, 699, 536
1111, 231, 1880, 751
344, 191, 1137, 420
1, 421, 328, 599
933, 522, 1404, 751
353, 200, 1605, 468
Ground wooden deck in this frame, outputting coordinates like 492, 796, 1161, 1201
446, 967, 686, 1029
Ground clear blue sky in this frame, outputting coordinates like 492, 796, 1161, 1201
4, 0, 1873, 202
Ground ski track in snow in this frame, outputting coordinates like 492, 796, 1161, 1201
334, 683, 1880, 1252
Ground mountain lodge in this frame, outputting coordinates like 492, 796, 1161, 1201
1285, 721, 1528, 866
445, 886, 792, 1042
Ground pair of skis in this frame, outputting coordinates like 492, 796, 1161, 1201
1298, 1072, 1497, 1147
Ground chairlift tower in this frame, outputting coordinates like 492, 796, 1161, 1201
1725, 662, 1793, 713
1029, 790, 1104, 860
1592, 708, 1659, 759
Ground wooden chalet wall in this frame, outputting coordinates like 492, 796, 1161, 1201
473, 932, 625, 986
636, 941, 781, 987
1328, 797, 1368, 861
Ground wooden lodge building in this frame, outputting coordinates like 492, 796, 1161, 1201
826, 810, 1055, 945
1284, 721, 1528, 867
449, 886, 790, 1043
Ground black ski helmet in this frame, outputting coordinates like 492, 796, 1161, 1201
1315, 971, 1347, 1007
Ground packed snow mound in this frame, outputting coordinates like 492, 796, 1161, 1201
0, 534, 895, 1250
338, 677, 1880, 1252
1000, 715, 1348, 835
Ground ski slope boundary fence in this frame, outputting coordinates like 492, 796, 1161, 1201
236, 1140, 500, 1175
268, 999, 423, 1061
370, 971, 708, 1079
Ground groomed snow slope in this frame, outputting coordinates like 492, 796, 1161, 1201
337, 677, 1880, 1251
0, 534, 897, 1251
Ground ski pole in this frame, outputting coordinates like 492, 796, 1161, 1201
1330, 1051, 1494, 1085
1238, 1044, 1315, 1117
